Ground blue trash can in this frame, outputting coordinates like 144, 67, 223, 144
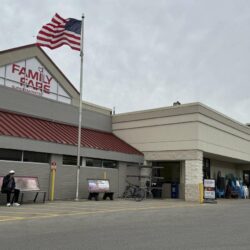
171, 183, 179, 198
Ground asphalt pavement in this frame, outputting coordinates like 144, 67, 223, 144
0, 199, 249, 250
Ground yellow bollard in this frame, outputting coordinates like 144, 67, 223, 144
50, 161, 57, 201
199, 183, 204, 204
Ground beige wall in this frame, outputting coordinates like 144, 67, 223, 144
112, 103, 250, 163
197, 115, 250, 162
113, 112, 201, 161
113, 122, 199, 153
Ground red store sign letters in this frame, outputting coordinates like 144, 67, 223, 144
12, 63, 53, 94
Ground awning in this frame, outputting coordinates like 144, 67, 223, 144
0, 110, 143, 156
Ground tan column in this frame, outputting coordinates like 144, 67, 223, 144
185, 159, 203, 202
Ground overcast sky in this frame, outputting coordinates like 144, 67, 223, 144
1, 0, 250, 124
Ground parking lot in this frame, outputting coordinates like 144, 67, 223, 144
0, 199, 249, 250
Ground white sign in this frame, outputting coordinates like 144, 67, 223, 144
88, 180, 110, 193
204, 179, 215, 188
204, 190, 216, 199
204, 179, 216, 200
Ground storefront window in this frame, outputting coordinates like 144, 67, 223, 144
103, 160, 117, 169
62, 155, 82, 165
23, 151, 50, 163
86, 158, 102, 167
85, 158, 117, 168
0, 149, 22, 161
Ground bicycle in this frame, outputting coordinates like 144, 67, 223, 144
122, 181, 145, 201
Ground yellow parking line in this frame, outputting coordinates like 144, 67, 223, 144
0, 216, 25, 222
64, 204, 199, 216
0, 210, 59, 216
0, 203, 199, 223
38, 204, 114, 209
11, 203, 118, 209
5, 206, 89, 213
16, 203, 199, 221
27, 214, 60, 219
41, 202, 186, 209
0, 213, 59, 222
7, 204, 139, 212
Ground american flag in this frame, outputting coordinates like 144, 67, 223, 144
36, 13, 81, 51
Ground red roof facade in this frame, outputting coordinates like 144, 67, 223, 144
0, 110, 143, 156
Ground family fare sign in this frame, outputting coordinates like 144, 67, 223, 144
11, 63, 53, 95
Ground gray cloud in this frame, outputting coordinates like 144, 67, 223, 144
1, 0, 250, 123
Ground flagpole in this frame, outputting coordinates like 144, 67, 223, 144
75, 13, 85, 201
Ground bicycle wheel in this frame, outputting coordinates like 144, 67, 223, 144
135, 188, 145, 202
123, 187, 133, 199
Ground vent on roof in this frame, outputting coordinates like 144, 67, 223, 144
173, 101, 181, 106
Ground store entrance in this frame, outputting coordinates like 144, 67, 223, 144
151, 161, 181, 199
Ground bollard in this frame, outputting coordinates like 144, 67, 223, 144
199, 183, 204, 204
50, 161, 57, 201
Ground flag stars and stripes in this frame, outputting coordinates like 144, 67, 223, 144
36, 13, 81, 51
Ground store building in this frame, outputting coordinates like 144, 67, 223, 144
112, 103, 250, 201
0, 44, 143, 201
1, 44, 250, 202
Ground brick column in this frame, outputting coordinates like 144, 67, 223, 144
185, 159, 203, 202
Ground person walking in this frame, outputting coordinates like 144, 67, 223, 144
1, 170, 20, 207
